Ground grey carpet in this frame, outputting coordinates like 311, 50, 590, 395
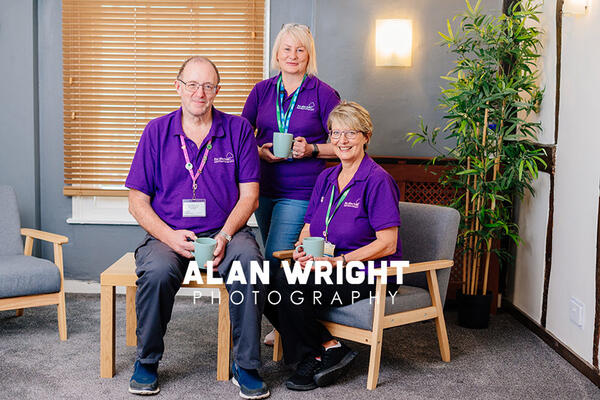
0, 293, 598, 400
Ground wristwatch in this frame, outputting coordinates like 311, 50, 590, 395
219, 231, 232, 243
311, 143, 320, 157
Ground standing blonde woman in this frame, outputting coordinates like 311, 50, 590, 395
242, 23, 340, 345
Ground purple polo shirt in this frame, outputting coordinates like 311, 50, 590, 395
125, 107, 260, 234
241, 74, 340, 200
304, 155, 402, 264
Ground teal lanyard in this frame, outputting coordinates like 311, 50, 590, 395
275, 74, 306, 133
324, 184, 351, 241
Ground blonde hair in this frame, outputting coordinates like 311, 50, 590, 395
270, 23, 318, 76
327, 101, 374, 149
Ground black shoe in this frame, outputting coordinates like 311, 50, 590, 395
285, 356, 321, 391
313, 344, 357, 387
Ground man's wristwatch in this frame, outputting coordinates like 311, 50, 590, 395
311, 143, 319, 158
218, 231, 232, 243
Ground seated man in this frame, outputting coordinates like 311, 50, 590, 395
125, 56, 269, 399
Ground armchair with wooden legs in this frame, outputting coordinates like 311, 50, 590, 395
271, 201, 460, 390
0, 186, 68, 340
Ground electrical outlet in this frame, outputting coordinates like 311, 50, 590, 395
569, 297, 584, 328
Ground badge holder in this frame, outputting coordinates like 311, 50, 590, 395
324, 241, 336, 257
182, 199, 206, 217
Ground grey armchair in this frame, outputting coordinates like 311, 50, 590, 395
272, 201, 460, 389
0, 186, 69, 340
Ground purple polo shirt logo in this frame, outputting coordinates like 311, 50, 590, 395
213, 152, 235, 164
296, 101, 315, 112
343, 199, 360, 209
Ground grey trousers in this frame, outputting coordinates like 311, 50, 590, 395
134, 227, 266, 370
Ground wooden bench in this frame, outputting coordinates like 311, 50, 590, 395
100, 252, 231, 380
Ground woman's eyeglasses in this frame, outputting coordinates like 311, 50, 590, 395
329, 130, 362, 140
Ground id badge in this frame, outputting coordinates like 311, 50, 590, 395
182, 199, 206, 217
324, 241, 336, 257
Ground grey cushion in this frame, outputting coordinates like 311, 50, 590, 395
0, 186, 23, 256
0, 255, 61, 298
318, 202, 460, 331
317, 285, 432, 330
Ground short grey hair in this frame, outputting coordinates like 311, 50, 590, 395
177, 56, 220, 84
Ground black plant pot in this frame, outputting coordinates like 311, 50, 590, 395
457, 291, 492, 329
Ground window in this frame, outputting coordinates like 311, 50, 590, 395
62, 0, 266, 197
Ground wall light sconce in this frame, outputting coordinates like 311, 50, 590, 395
563, 0, 591, 15
376, 19, 412, 67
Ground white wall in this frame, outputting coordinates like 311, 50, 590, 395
512, 173, 550, 322
511, 0, 600, 366
509, 0, 556, 322
546, 3, 600, 363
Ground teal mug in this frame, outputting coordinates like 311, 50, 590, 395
295, 237, 325, 257
272, 132, 293, 158
192, 237, 217, 269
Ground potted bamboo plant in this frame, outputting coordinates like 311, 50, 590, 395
407, 0, 545, 328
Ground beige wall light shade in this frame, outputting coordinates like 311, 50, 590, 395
563, 0, 591, 15
376, 19, 412, 67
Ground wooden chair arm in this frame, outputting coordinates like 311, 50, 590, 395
398, 260, 453, 275
379, 259, 453, 277
271, 252, 453, 276
272, 249, 294, 260
21, 228, 69, 245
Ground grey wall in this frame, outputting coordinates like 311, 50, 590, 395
0, 0, 38, 231
271, 0, 503, 157
37, 0, 146, 280
3, 0, 502, 280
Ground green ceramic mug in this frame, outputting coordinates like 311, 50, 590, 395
192, 237, 217, 269
273, 132, 293, 158
295, 237, 325, 257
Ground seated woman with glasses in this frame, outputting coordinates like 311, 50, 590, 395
241, 22, 340, 346
272, 101, 402, 391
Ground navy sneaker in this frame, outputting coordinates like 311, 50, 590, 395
313, 343, 357, 387
129, 360, 159, 395
285, 355, 320, 391
231, 362, 270, 399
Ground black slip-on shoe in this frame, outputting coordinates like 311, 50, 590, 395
313, 344, 357, 387
285, 356, 321, 391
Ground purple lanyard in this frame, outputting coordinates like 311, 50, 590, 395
179, 135, 212, 199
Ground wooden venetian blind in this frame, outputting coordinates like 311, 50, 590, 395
63, 0, 265, 196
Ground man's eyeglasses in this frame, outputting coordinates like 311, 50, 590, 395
329, 130, 362, 140
177, 79, 219, 94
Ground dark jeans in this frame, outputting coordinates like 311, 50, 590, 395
134, 227, 266, 370
265, 267, 399, 364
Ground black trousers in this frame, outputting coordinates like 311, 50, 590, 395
265, 267, 399, 364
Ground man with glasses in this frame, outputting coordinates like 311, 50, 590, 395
125, 56, 269, 399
